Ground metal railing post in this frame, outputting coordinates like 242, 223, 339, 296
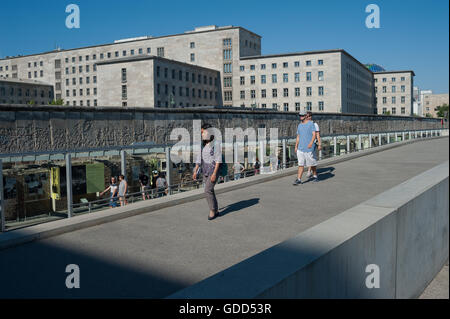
65, 153, 73, 218
120, 150, 126, 177
402, 132, 405, 141
165, 146, 172, 195
0, 159, 5, 232
282, 139, 286, 169
379, 133, 382, 146
358, 134, 362, 151
346, 135, 350, 153
333, 136, 337, 156
369, 134, 372, 148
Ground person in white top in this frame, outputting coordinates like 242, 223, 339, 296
100, 176, 119, 208
306, 111, 321, 180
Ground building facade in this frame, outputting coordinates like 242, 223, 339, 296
0, 79, 54, 105
422, 93, 449, 118
97, 56, 221, 107
373, 71, 415, 116
0, 25, 260, 108
236, 50, 375, 114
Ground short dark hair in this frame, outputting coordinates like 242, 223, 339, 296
307, 111, 313, 116
201, 123, 215, 144
119, 174, 124, 179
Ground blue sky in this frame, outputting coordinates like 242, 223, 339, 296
0, 0, 448, 93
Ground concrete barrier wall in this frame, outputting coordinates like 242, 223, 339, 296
0, 104, 445, 153
168, 161, 449, 299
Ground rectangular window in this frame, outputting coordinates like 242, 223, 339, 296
272, 63, 277, 69
306, 102, 312, 111
283, 103, 289, 111
294, 61, 300, 67
122, 85, 127, 100
392, 107, 396, 114
392, 86, 396, 93
401, 107, 406, 114
306, 87, 312, 96
401, 96, 405, 103
251, 90, 256, 99
401, 85, 405, 92
401, 77, 405, 81
392, 77, 396, 82
295, 102, 300, 111
224, 63, 232, 73
122, 68, 127, 83
318, 86, 324, 96
261, 89, 266, 98
272, 88, 277, 98
224, 91, 232, 101
306, 60, 311, 66
306, 72, 311, 81
319, 101, 324, 111
250, 75, 255, 84
250, 65, 255, 70
318, 60, 323, 65
240, 90, 245, 99
223, 49, 233, 60
295, 72, 300, 82
261, 75, 266, 84
283, 62, 288, 68
240, 65, 245, 71
190, 53, 195, 62
283, 73, 288, 83
147, 48, 151, 54
382, 86, 387, 93
190, 42, 195, 49
240, 76, 245, 85
295, 87, 300, 97
272, 74, 277, 83
383, 97, 387, 104
318, 71, 324, 81
283, 88, 288, 97
224, 77, 233, 88
392, 97, 396, 104
93, 76, 97, 83
260, 64, 266, 70
157, 47, 164, 57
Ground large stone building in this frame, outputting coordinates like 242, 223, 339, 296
0, 78, 54, 105
237, 50, 375, 114
373, 71, 415, 116
97, 56, 221, 107
0, 25, 259, 108
422, 93, 449, 118
0, 24, 419, 115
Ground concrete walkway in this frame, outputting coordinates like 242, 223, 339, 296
0, 138, 448, 298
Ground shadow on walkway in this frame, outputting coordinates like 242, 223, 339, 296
218, 198, 260, 217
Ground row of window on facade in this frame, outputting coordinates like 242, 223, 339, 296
381, 107, 407, 115
225, 72, 325, 87
375, 77, 407, 83
154, 84, 218, 100
62, 64, 97, 76
240, 59, 324, 72
154, 66, 218, 86
240, 101, 324, 112
68, 100, 98, 107
242, 38, 259, 50
0, 87, 52, 98
62, 76, 97, 86
376, 96, 408, 104
27, 70, 45, 79
155, 100, 214, 108
0, 99, 52, 105
54, 47, 166, 66
240, 87, 325, 99
65, 87, 97, 97
375, 85, 407, 93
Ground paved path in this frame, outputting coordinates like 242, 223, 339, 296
0, 138, 448, 298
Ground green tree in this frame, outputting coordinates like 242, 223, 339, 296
436, 104, 449, 118
49, 99, 64, 105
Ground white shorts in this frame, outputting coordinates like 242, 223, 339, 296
297, 150, 317, 167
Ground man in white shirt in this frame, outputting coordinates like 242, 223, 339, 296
306, 111, 321, 181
